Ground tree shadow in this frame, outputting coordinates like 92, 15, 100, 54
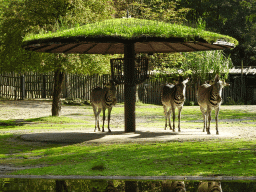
20, 132, 106, 144
20, 130, 179, 144
0, 119, 35, 128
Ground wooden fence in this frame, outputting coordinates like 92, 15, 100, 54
0, 72, 54, 100
0, 72, 254, 104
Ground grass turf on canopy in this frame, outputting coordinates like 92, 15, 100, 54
23, 18, 238, 45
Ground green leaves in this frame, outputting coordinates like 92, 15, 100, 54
0, 0, 115, 74
181, 50, 232, 82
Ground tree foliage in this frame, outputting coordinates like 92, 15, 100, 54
0, 0, 116, 116
0, 0, 115, 74
0, 0, 239, 79
148, 50, 232, 83
112, 0, 233, 79
114, 0, 189, 23
178, 0, 256, 66
0, 0, 42, 72
181, 51, 232, 82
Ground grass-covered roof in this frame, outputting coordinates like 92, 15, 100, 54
23, 18, 238, 45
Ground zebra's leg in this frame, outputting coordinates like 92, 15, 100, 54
102, 107, 106, 132
215, 107, 220, 135
207, 108, 212, 134
172, 106, 176, 132
163, 105, 168, 130
107, 107, 112, 132
92, 104, 98, 132
168, 108, 172, 130
200, 107, 206, 132
96, 108, 101, 131
177, 106, 182, 132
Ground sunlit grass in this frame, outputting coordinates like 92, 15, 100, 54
132, 105, 256, 122
4, 139, 255, 176
0, 103, 255, 176
25, 116, 88, 123
23, 18, 238, 45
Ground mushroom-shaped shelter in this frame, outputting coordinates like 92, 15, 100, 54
22, 18, 238, 132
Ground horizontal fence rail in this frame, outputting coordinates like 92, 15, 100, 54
1, 72, 256, 105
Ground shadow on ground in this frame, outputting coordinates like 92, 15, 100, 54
20, 130, 179, 144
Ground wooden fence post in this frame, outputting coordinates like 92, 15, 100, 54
20, 75, 25, 100
42, 75, 46, 98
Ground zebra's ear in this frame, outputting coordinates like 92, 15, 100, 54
178, 76, 184, 82
214, 74, 220, 82
224, 81, 230, 86
183, 77, 189, 84
209, 79, 214, 85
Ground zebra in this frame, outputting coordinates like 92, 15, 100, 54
197, 75, 229, 135
161, 76, 189, 132
90, 80, 117, 132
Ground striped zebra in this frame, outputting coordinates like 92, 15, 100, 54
197, 75, 229, 135
90, 80, 117, 132
161, 76, 189, 132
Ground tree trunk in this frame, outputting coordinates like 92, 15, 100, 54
52, 68, 65, 116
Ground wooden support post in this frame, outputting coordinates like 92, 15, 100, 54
124, 43, 136, 132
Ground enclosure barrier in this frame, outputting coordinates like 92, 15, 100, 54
0, 72, 255, 105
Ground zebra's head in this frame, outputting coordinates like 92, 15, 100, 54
174, 76, 189, 101
104, 80, 117, 102
211, 75, 229, 101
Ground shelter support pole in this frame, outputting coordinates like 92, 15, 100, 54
124, 43, 136, 132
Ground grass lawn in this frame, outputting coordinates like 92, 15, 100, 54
0, 103, 255, 176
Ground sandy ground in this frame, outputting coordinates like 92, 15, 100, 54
0, 100, 255, 143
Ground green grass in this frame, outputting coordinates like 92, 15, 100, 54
133, 105, 256, 122
25, 116, 88, 123
1, 139, 255, 176
0, 104, 255, 176
23, 18, 238, 45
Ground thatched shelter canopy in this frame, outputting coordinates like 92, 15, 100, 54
22, 18, 238, 54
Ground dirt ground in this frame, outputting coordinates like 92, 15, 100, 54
0, 100, 255, 143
